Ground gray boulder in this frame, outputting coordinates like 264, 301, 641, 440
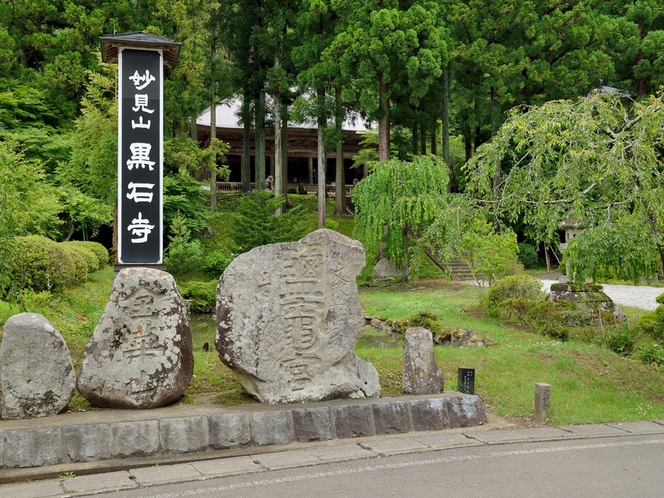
371, 257, 401, 280
402, 327, 445, 395
216, 229, 380, 404
77, 268, 193, 409
0, 313, 75, 419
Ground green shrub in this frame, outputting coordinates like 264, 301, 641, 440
61, 242, 99, 274
540, 324, 570, 342
231, 191, 307, 253
0, 300, 21, 327
486, 274, 544, 316
60, 245, 88, 285
71, 241, 109, 270
395, 310, 441, 334
179, 280, 216, 312
637, 302, 664, 342
496, 298, 584, 340
605, 327, 637, 356
10, 235, 80, 292
203, 251, 233, 278
638, 343, 664, 366
165, 213, 204, 277
517, 242, 539, 268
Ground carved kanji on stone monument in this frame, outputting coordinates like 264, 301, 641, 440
216, 229, 381, 404
77, 268, 193, 408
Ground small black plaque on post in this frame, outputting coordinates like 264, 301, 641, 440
458, 367, 475, 395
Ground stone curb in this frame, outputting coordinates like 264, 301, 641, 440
0, 392, 486, 474
2, 419, 664, 496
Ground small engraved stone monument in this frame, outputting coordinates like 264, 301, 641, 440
216, 229, 381, 404
402, 327, 445, 394
535, 382, 551, 420
77, 268, 194, 409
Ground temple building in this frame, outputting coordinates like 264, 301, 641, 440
196, 97, 373, 192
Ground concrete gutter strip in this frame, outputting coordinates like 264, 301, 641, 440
0, 392, 486, 475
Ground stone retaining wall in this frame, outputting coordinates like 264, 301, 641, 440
0, 393, 486, 469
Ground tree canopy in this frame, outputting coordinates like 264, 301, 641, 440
465, 91, 664, 283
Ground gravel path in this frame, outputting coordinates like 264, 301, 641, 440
539, 280, 662, 311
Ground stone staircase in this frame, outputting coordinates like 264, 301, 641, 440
448, 258, 475, 281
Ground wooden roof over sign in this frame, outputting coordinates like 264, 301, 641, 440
100, 32, 182, 68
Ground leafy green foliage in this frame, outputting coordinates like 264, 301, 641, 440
231, 192, 307, 254
203, 251, 234, 279
459, 218, 521, 284
60, 242, 99, 274
638, 343, 664, 367
517, 242, 539, 268
68, 241, 109, 271
8, 236, 82, 296
352, 155, 450, 282
0, 139, 62, 238
605, 327, 637, 357
163, 173, 212, 236
466, 92, 664, 283
394, 310, 442, 335
486, 274, 544, 316
164, 213, 204, 278
636, 295, 664, 342
179, 280, 217, 312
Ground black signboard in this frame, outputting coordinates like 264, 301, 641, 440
458, 367, 475, 395
118, 48, 162, 263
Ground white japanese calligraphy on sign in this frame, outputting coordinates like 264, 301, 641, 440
126, 143, 155, 170
128, 70, 156, 90
126, 182, 155, 203
127, 212, 155, 243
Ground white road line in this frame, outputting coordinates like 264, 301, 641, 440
131, 438, 664, 498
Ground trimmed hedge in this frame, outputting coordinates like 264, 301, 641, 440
62, 245, 88, 285
9, 236, 108, 294
61, 242, 99, 274
11, 236, 76, 292
486, 273, 544, 316
69, 241, 109, 270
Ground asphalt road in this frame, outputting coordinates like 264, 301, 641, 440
96, 435, 664, 498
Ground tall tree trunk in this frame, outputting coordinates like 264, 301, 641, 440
256, 90, 266, 190
431, 121, 438, 156
273, 52, 282, 215
401, 223, 410, 283
317, 120, 326, 229
317, 89, 326, 229
282, 109, 289, 208
242, 94, 251, 192
209, 32, 217, 211
274, 104, 282, 215
378, 75, 390, 161
442, 66, 451, 192
420, 126, 427, 155
491, 87, 501, 190
412, 123, 418, 157
636, 21, 646, 97
465, 127, 473, 162
334, 86, 346, 215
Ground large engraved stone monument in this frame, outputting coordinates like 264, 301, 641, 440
216, 229, 381, 404
77, 268, 193, 408
0, 313, 76, 419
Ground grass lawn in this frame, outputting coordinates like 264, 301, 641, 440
1, 266, 662, 426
